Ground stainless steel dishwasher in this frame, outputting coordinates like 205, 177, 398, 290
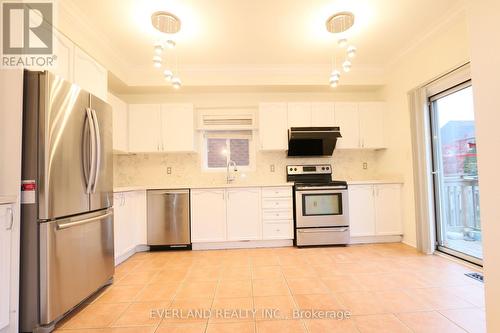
147, 189, 191, 249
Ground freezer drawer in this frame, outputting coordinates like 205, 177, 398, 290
296, 227, 349, 246
147, 190, 190, 246
39, 209, 114, 324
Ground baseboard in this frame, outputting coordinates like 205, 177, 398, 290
349, 235, 403, 244
192, 239, 293, 250
114, 244, 150, 266
402, 239, 419, 249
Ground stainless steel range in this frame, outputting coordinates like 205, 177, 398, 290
287, 164, 349, 246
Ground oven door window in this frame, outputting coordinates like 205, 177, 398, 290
302, 193, 342, 216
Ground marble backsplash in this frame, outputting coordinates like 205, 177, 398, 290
114, 150, 384, 188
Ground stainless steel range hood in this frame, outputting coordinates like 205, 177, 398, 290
287, 127, 342, 157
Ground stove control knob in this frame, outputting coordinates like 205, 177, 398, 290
289, 168, 293, 171
326, 166, 330, 170
294, 168, 297, 171
322, 167, 325, 170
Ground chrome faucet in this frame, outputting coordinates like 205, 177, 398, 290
226, 160, 238, 183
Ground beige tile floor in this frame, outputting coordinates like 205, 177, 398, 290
55, 243, 486, 333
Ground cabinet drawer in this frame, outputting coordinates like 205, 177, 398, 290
262, 210, 292, 220
262, 198, 292, 209
263, 222, 293, 239
262, 187, 292, 198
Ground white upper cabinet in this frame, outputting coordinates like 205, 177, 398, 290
108, 93, 128, 153
335, 102, 360, 149
311, 102, 335, 126
191, 189, 227, 242
51, 29, 74, 82
226, 188, 262, 241
374, 184, 403, 235
287, 102, 311, 128
359, 102, 385, 149
128, 104, 162, 153
160, 104, 195, 152
73, 46, 108, 102
258, 103, 288, 151
348, 185, 376, 236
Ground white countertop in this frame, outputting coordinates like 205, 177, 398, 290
114, 179, 403, 192
347, 179, 404, 185
114, 183, 294, 192
0, 195, 17, 205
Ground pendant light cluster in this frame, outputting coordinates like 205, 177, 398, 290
151, 11, 182, 89
326, 12, 357, 88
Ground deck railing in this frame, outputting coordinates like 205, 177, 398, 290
442, 176, 481, 230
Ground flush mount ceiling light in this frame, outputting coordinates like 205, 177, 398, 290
325, 11, 356, 88
151, 11, 183, 89
151, 11, 181, 34
326, 12, 355, 33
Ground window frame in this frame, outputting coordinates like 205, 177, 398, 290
201, 131, 256, 172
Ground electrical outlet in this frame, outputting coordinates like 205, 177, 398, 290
363, 162, 368, 170
270, 164, 275, 172
167, 167, 172, 174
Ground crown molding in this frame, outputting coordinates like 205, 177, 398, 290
121, 63, 386, 87
56, 1, 130, 79
384, 2, 467, 70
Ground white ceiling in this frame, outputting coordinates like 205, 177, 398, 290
63, 0, 464, 87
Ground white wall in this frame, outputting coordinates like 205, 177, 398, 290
467, 1, 500, 330
380, 11, 470, 246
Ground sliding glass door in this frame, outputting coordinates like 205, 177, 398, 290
429, 81, 482, 265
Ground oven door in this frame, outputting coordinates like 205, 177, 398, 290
295, 188, 349, 228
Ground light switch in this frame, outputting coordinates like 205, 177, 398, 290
363, 162, 368, 170
167, 167, 172, 174
270, 164, 275, 172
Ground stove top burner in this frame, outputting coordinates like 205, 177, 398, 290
286, 164, 347, 187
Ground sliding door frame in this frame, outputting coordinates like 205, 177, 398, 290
428, 80, 482, 266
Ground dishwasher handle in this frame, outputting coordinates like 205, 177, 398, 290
149, 190, 189, 196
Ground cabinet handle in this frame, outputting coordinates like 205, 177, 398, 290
6, 207, 13, 230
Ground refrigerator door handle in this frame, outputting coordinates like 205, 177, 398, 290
90, 108, 101, 194
56, 211, 113, 230
85, 108, 97, 194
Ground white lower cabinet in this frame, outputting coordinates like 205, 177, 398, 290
349, 185, 376, 236
262, 222, 293, 240
113, 191, 147, 263
348, 183, 402, 238
226, 188, 261, 240
0, 204, 14, 331
190, 189, 227, 242
261, 187, 293, 240
190, 186, 293, 244
374, 184, 403, 235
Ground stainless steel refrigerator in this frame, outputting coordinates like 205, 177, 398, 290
20, 71, 114, 333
